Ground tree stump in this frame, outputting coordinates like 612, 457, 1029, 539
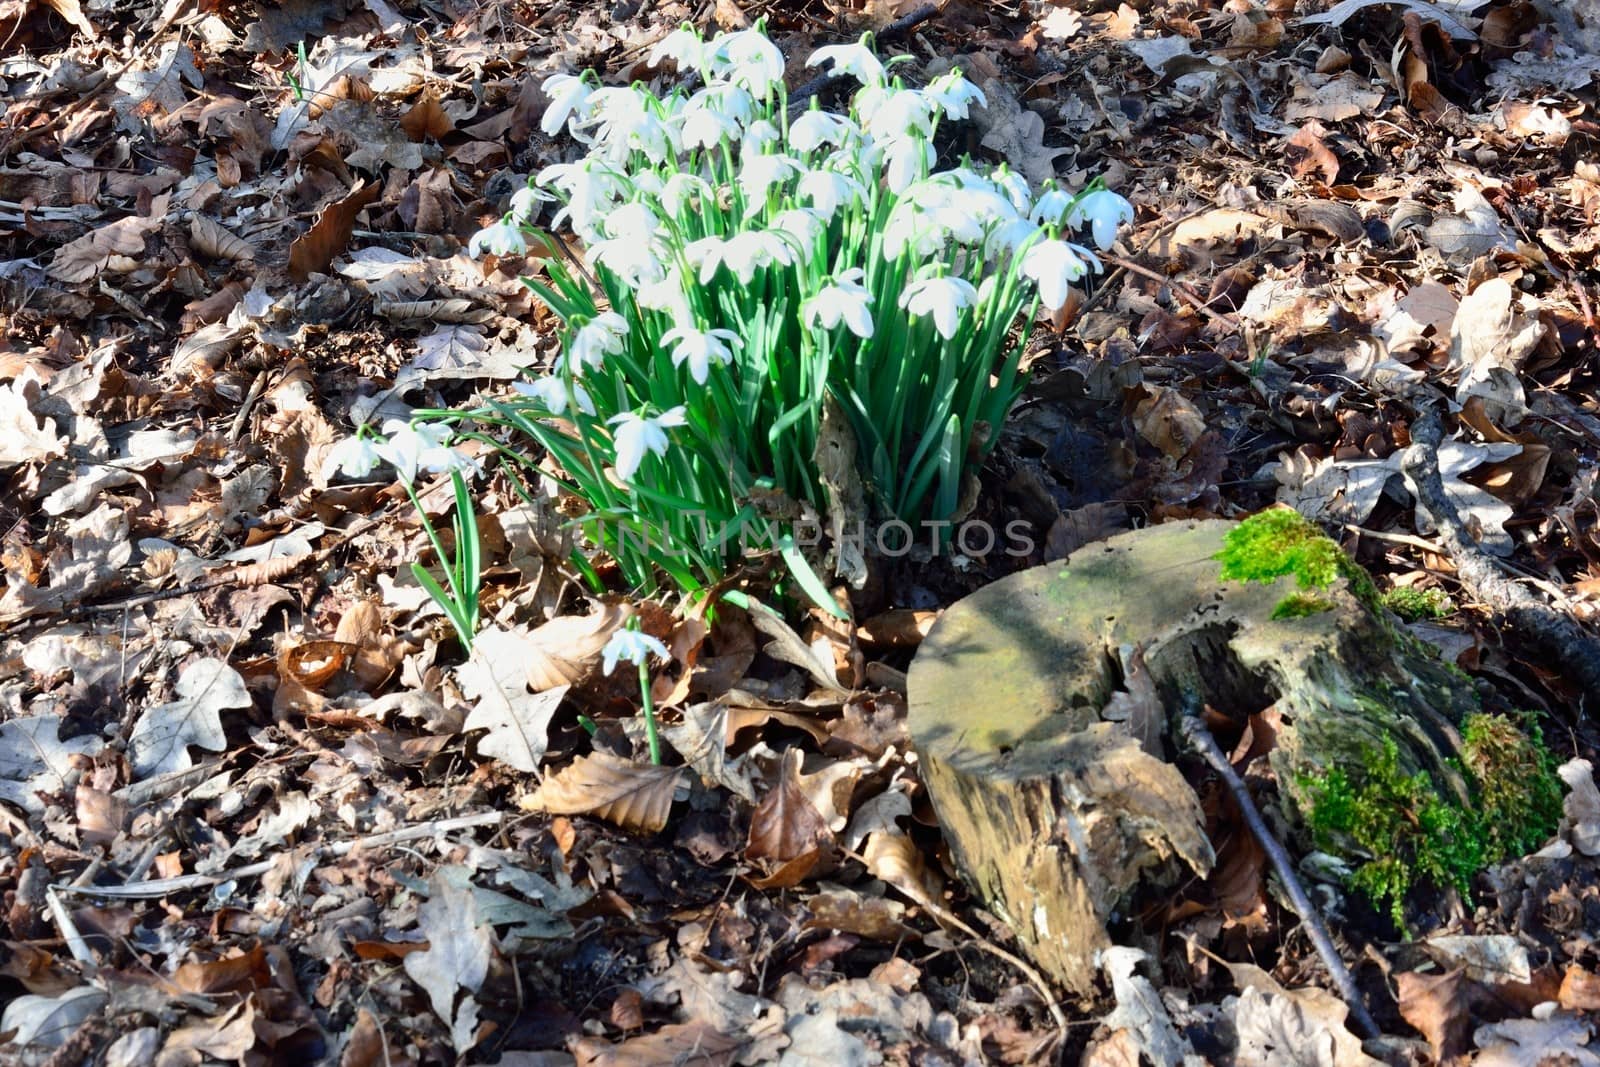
907, 519, 1478, 995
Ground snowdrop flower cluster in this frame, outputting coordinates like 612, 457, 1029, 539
441, 21, 1132, 611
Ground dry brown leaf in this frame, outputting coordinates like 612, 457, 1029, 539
860, 830, 943, 910
856, 608, 937, 648
188, 215, 255, 262
1560, 965, 1600, 1011
400, 90, 453, 141
170, 944, 271, 997
519, 750, 682, 834
1132, 385, 1208, 460
1287, 122, 1339, 186
524, 601, 631, 691
746, 748, 832, 884
288, 180, 380, 283
47, 214, 161, 284
574, 1021, 746, 1067
41, 0, 96, 37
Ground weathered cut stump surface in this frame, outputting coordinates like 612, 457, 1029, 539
907, 519, 1478, 995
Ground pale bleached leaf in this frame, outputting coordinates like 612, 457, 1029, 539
127, 659, 249, 779
403, 870, 493, 1052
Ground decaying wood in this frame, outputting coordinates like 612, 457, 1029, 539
907, 519, 1478, 995
1403, 407, 1600, 701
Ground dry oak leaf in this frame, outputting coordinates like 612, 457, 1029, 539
0, 371, 65, 468
458, 629, 571, 773
127, 659, 250, 779
47, 213, 161, 284
519, 750, 682, 834
289, 180, 380, 282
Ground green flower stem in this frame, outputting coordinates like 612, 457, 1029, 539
637, 659, 661, 765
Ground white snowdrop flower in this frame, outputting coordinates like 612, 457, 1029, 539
803, 268, 875, 338
722, 230, 796, 282
993, 168, 1033, 215
567, 312, 630, 373
690, 83, 756, 128
468, 217, 527, 257
715, 26, 786, 96
1067, 189, 1135, 250
682, 106, 742, 150
651, 24, 705, 70
636, 265, 695, 325
883, 136, 935, 193
738, 153, 803, 208
608, 406, 688, 481
512, 376, 596, 416
772, 207, 825, 248
882, 201, 934, 260
742, 119, 782, 157
603, 202, 660, 241
899, 275, 978, 341
862, 87, 934, 142
661, 325, 741, 384
509, 185, 553, 222
984, 215, 1041, 259
788, 109, 857, 153
662, 173, 713, 216
609, 108, 679, 164
540, 73, 594, 137
602, 628, 670, 675
378, 420, 474, 484
322, 434, 385, 480
1030, 186, 1074, 226
1020, 239, 1101, 310
586, 237, 666, 288
798, 169, 865, 217
806, 37, 886, 85
685, 231, 795, 285
924, 72, 987, 120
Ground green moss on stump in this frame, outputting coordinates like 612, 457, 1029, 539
1301, 712, 1562, 932
1220, 510, 1559, 932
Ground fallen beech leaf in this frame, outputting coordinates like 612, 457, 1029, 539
1561, 966, 1600, 1011
520, 751, 682, 834
1287, 121, 1340, 185
573, 1021, 749, 1067
1559, 759, 1600, 856
401, 89, 453, 141
523, 602, 631, 691
289, 180, 380, 282
856, 608, 937, 648
188, 215, 256, 262
47, 213, 161, 284
746, 748, 832, 883
1396, 967, 1477, 1063
170, 944, 271, 996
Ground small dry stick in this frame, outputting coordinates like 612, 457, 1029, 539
1402, 406, 1600, 700
1178, 709, 1381, 1042
54, 811, 503, 899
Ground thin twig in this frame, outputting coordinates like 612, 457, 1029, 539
1177, 709, 1381, 1042
1102, 253, 1240, 329
55, 811, 503, 899
1402, 406, 1600, 701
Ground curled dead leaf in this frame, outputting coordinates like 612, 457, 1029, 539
289, 181, 380, 283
